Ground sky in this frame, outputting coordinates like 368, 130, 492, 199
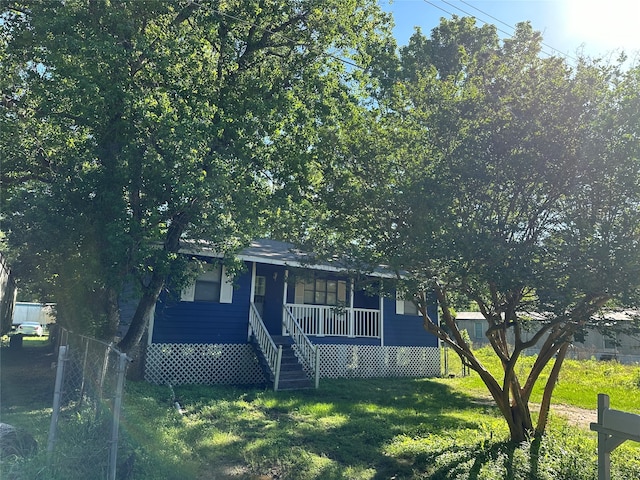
380, 0, 640, 61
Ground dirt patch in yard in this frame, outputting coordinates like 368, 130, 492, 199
534, 403, 597, 429
471, 395, 596, 430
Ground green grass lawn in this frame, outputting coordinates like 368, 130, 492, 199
443, 347, 640, 413
119, 351, 640, 480
2, 344, 639, 479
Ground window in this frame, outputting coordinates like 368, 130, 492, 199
396, 291, 418, 315
297, 276, 347, 306
182, 264, 233, 303
604, 334, 617, 350
254, 275, 266, 305
403, 299, 418, 315
193, 266, 221, 302
474, 322, 483, 339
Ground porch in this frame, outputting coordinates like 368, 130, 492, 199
284, 304, 380, 339
249, 301, 384, 390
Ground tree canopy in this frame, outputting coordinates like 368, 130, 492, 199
3, 2, 639, 443
0, 0, 395, 351
311, 18, 640, 441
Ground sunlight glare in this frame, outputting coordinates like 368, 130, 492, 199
562, 0, 640, 53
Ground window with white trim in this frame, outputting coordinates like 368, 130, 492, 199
295, 276, 347, 306
396, 291, 418, 315
403, 299, 418, 315
182, 264, 234, 303
255, 275, 266, 297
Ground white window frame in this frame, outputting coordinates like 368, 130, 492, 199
181, 264, 234, 304
396, 291, 418, 315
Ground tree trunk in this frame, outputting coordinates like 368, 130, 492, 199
508, 402, 533, 443
101, 286, 121, 341
117, 210, 190, 354
117, 271, 164, 355
536, 342, 569, 435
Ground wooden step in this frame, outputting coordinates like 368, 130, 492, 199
250, 335, 315, 390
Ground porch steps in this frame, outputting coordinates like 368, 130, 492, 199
277, 345, 314, 390
252, 336, 314, 390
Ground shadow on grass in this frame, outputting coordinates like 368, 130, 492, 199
403, 439, 524, 480
0, 341, 56, 413
164, 378, 506, 478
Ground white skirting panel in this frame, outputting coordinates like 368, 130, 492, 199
145, 343, 267, 385
145, 343, 441, 385
318, 345, 441, 378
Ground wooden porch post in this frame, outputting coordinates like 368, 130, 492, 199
248, 262, 257, 341
349, 279, 355, 338
379, 280, 384, 346
282, 269, 288, 335
250, 262, 256, 304
597, 394, 612, 480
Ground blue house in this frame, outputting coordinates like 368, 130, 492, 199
144, 239, 440, 389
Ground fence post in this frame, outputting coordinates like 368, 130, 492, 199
590, 393, 640, 480
597, 394, 611, 480
443, 344, 449, 377
77, 336, 90, 411
47, 345, 68, 456
108, 352, 129, 480
95, 342, 111, 419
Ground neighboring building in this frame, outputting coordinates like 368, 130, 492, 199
12, 302, 56, 328
456, 311, 640, 364
141, 239, 441, 390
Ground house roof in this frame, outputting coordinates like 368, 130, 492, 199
456, 310, 639, 323
181, 238, 392, 276
237, 239, 311, 265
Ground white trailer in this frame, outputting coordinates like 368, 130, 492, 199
12, 302, 56, 327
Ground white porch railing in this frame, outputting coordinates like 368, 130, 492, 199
248, 303, 282, 390
283, 306, 320, 388
284, 304, 380, 338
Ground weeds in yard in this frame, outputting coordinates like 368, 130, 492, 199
119, 376, 638, 480
2, 344, 639, 479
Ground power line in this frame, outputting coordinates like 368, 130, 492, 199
457, 0, 577, 60
422, 0, 578, 62
186, 0, 578, 73
459, 0, 516, 33
439, 0, 516, 39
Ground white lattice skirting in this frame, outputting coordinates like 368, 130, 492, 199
145, 343, 267, 385
317, 345, 441, 378
145, 343, 441, 385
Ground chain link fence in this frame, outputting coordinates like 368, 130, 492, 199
47, 329, 130, 480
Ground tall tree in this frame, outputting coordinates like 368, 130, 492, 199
0, 0, 394, 352
314, 18, 640, 442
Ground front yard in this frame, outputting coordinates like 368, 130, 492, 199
1, 344, 639, 479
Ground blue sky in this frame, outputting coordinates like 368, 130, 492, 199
380, 0, 640, 61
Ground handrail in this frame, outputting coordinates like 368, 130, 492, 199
283, 305, 320, 388
248, 303, 282, 390
284, 303, 380, 338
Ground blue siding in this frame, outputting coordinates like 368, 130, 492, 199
152, 270, 253, 344
383, 298, 439, 347
150, 260, 439, 349
353, 289, 379, 309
